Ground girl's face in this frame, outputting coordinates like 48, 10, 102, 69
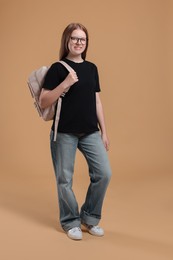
68, 29, 87, 58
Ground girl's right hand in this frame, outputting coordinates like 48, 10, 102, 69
63, 71, 78, 92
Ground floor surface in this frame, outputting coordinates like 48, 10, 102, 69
0, 168, 172, 260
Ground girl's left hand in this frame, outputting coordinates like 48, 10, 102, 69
101, 133, 110, 151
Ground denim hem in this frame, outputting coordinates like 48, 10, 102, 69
80, 211, 101, 226
62, 220, 81, 232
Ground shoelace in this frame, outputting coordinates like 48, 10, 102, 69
90, 225, 100, 230
71, 227, 81, 233
94, 226, 99, 229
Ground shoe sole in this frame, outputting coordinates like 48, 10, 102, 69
67, 235, 83, 240
88, 230, 104, 236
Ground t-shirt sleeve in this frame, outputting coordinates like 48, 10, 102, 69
42, 63, 62, 90
94, 65, 101, 92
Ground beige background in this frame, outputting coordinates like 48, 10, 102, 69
0, 0, 173, 259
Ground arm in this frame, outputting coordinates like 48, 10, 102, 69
39, 71, 78, 109
96, 92, 110, 151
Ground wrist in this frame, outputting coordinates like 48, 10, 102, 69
100, 129, 107, 136
60, 81, 69, 92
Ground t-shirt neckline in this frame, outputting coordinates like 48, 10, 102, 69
64, 58, 85, 64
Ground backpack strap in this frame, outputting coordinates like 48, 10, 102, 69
59, 60, 75, 72
53, 97, 62, 141
53, 60, 74, 141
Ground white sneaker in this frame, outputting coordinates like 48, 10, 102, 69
83, 224, 104, 236
67, 227, 83, 240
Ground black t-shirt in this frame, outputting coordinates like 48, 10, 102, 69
42, 58, 101, 133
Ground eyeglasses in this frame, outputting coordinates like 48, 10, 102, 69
70, 37, 87, 45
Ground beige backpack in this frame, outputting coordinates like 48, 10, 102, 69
27, 61, 74, 141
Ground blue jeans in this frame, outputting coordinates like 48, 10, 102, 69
50, 131, 112, 232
